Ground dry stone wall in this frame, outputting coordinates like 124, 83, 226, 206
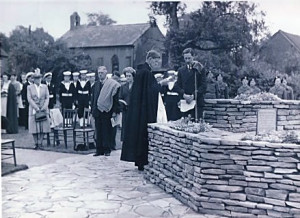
203, 99, 300, 133
145, 124, 300, 217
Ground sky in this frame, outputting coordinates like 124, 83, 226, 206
0, 0, 300, 40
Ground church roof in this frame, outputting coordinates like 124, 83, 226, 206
276, 30, 300, 53
60, 23, 152, 48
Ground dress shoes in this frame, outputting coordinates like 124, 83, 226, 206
93, 153, 104, 156
34, 145, 39, 150
104, 152, 111, 156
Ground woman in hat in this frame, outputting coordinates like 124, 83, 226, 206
27, 69, 51, 149
119, 67, 135, 141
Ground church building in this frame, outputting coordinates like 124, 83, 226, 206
60, 12, 167, 73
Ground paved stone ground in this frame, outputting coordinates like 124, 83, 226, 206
2, 150, 217, 218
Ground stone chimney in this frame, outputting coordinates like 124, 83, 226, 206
70, 12, 81, 30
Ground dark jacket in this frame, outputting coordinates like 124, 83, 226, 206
59, 82, 76, 109
121, 62, 160, 167
6, 83, 18, 134
21, 81, 30, 108
216, 81, 229, 99
76, 80, 91, 106
42, 81, 56, 109
176, 64, 207, 106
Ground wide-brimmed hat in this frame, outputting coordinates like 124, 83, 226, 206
33, 73, 42, 79
32, 68, 42, 79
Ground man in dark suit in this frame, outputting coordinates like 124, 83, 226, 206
176, 48, 207, 121
91, 66, 120, 156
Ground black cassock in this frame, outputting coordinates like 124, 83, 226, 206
121, 62, 160, 167
59, 82, 75, 109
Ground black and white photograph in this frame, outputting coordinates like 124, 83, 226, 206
1, 0, 300, 217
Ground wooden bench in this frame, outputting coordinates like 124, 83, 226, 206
1, 139, 17, 166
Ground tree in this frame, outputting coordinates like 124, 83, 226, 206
0, 32, 10, 52
150, 2, 186, 31
8, 26, 55, 74
87, 12, 116, 26
155, 2, 269, 96
7, 26, 92, 86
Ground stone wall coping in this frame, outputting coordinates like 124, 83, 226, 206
148, 123, 300, 149
204, 99, 300, 105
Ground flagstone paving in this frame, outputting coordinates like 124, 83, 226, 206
2, 150, 218, 218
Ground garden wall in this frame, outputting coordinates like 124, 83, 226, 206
145, 124, 300, 217
203, 99, 300, 133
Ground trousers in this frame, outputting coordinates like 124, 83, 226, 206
95, 110, 113, 154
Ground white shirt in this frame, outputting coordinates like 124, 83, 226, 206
80, 80, 87, 88
63, 82, 71, 90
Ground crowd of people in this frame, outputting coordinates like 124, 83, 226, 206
205, 74, 294, 100
0, 47, 296, 170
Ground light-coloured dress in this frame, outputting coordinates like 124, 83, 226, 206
1, 81, 10, 117
27, 83, 51, 134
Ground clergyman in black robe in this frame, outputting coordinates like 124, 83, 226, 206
120, 50, 169, 171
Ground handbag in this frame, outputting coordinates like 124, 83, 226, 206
35, 110, 47, 122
